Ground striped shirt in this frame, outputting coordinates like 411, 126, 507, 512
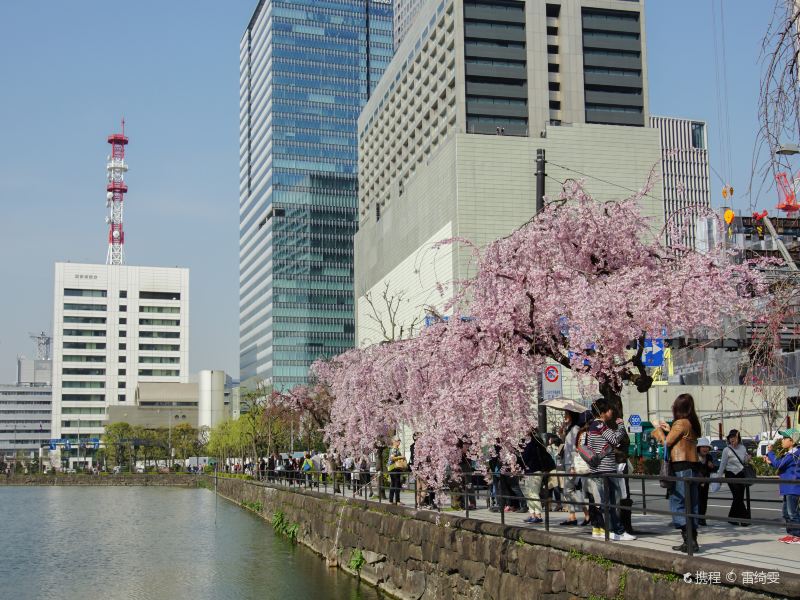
586, 419, 626, 473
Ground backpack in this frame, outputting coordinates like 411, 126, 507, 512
577, 424, 615, 469
301, 458, 313, 472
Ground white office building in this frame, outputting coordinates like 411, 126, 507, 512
0, 356, 52, 463
393, 0, 426, 48
51, 262, 189, 467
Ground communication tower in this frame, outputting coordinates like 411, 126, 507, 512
29, 331, 51, 361
105, 119, 129, 264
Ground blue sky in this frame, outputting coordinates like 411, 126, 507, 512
0, 1, 775, 382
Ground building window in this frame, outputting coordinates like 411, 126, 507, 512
119, 343, 126, 351
119, 356, 126, 363
119, 330, 127, 337
120, 291, 127, 298
120, 305, 127, 312
139, 291, 180, 300
64, 288, 106, 298
119, 394, 126, 402
376, 203, 381, 222
118, 369, 126, 376
691, 122, 705, 149
119, 318, 127, 325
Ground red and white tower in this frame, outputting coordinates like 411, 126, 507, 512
105, 120, 129, 265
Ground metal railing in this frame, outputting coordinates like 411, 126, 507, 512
236, 466, 800, 559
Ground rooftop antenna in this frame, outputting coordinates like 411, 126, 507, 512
106, 118, 129, 265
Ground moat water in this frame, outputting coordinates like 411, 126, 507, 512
0, 486, 381, 600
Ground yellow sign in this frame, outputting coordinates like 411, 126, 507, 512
723, 208, 735, 224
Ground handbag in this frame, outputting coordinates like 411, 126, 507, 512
395, 457, 409, 471
659, 442, 675, 491
730, 448, 756, 486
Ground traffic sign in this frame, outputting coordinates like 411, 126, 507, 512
643, 338, 664, 367
542, 365, 562, 400
628, 414, 643, 433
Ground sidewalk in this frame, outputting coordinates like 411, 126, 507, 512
302, 481, 800, 577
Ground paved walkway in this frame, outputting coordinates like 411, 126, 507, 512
277, 479, 800, 577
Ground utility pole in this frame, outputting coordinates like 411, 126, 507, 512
536, 148, 547, 437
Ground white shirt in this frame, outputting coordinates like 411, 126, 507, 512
718, 444, 747, 475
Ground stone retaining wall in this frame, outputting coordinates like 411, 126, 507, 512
0, 474, 197, 487
208, 476, 798, 600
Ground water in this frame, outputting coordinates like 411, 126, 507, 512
0, 486, 382, 600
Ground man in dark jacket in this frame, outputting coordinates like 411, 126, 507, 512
520, 428, 555, 524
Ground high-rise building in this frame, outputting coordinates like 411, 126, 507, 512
650, 116, 711, 248
239, 0, 394, 389
354, 0, 662, 344
394, 0, 426, 48
51, 262, 189, 468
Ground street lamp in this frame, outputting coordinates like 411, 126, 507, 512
777, 143, 800, 156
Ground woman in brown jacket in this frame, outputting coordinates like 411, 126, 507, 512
651, 393, 701, 553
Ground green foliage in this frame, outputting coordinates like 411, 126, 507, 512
240, 500, 263, 512
751, 456, 777, 476
271, 511, 299, 543
652, 572, 680, 583
217, 472, 253, 480
515, 535, 528, 547
348, 549, 366, 572
568, 548, 612, 570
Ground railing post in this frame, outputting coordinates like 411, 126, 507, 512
464, 471, 470, 518
685, 475, 694, 557
414, 475, 418, 509
544, 473, 550, 532
641, 477, 647, 515
378, 470, 382, 504
745, 483, 752, 523
603, 475, 611, 541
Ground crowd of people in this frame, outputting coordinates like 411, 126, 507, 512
233, 393, 800, 552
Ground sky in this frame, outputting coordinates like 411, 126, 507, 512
0, 1, 777, 383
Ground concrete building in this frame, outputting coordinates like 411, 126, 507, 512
394, 0, 426, 48
355, 0, 663, 344
238, 0, 394, 390
51, 262, 189, 467
0, 356, 52, 463
650, 116, 711, 248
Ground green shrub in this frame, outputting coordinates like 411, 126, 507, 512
751, 456, 776, 476
348, 549, 366, 572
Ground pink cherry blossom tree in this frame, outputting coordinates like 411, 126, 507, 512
316, 180, 770, 484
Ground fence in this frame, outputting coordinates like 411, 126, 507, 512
238, 466, 799, 559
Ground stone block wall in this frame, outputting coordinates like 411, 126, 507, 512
209, 477, 796, 600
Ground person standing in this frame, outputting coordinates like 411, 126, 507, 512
520, 429, 554, 524
716, 429, 751, 526
586, 400, 634, 541
559, 411, 588, 526
387, 437, 405, 505
696, 438, 715, 526
766, 428, 800, 543
651, 393, 702, 553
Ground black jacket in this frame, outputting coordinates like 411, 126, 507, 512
521, 437, 555, 474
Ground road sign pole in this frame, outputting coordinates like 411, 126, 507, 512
536, 148, 547, 438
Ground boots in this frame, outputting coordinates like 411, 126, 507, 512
671, 526, 688, 552
690, 527, 700, 553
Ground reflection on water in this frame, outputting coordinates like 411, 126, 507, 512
0, 486, 381, 600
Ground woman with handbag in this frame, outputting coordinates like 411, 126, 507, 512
387, 437, 407, 505
716, 429, 752, 526
651, 393, 701, 553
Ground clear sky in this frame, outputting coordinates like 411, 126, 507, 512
0, 1, 776, 382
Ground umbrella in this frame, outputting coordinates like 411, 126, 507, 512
540, 397, 588, 413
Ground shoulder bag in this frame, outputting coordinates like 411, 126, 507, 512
730, 447, 756, 486
659, 440, 675, 491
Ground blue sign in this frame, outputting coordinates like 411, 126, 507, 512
643, 338, 664, 367
628, 414, 642, 427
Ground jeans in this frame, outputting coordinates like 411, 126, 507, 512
669, 467, 699, 529
588, 474, 624, 535
562, 475, 584, 515
522, 474, 543, 515
783, 494, 800, 536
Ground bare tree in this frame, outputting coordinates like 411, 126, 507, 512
362, 281, 423, 343
757, 1, 800, 186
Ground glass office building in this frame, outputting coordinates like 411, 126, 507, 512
239, 0, 393, 389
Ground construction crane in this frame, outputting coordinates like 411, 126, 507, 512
28, 332, 51, 361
